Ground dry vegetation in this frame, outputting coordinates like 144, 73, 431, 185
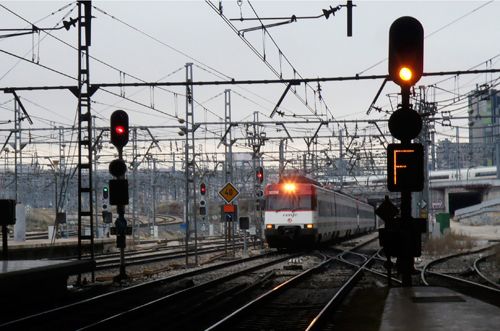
423, 230, 477, 256
493, 244, 500, 267
25, 209, 54, 231
156, 201, 181, 215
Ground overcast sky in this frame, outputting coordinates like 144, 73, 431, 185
0, 1, 499, 165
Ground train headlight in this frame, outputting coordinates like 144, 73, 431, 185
305, 224, 313, 229
266, 224, 274, 229
285, 184, 295, 191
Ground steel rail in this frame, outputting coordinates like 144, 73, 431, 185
421, 245, 496, 286
423, 269, 500, 295
77, 252, 306, 330
204, 252, 329, 331
474, 253, 500, 289
205, 236, 378, 330
331, 253, 402, 286
0, 251, 291, 329
306, 248, 383, 331
338, 250, 369, 265
94, 241, 250, 270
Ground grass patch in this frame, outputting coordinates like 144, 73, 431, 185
423, 230, 477, 256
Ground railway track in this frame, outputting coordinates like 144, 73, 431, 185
420, 243, 500, 307
2, 233, 424, 331
0, 250, 297, 330
204, 237, 385, 331
92, 238, 258, 270
474, 253, 500, 289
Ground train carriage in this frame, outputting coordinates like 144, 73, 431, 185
264, 176, 376, 248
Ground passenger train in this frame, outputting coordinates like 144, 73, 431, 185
340, 166, 498, 190
264, 176, 376, 248
427, 166, 497, 182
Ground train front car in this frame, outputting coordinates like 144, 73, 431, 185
264, 182, 318, 248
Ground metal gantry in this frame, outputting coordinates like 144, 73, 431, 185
184, 63, 198, 265
71, 1, 96, 281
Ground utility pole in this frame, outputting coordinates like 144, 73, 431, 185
184, 63, 198, 266
92, 116, 99, 238
59, 126, 68, 238
224, 89, 234, 256
456, 127, 460, 180
72, 1, 96, 283
279, 139, 285, 179
11, 99, 29, 203
13, 99, 20, 202
416, 86, 431, 237
152, 157, 157, 235
339, 129, 344, 189
132, 128, 138, 244
249, 111, 264, 239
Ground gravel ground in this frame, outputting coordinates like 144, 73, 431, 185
68, 246, 271, 287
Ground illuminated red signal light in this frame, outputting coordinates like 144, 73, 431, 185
256, 166, 264, 183
110, 110, 129, 149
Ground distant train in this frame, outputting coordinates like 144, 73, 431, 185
339, 166, 498, 190
428, 166, 497, 182
264, 176, 376, 249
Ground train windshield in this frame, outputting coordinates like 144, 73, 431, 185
266, 194, 315, 211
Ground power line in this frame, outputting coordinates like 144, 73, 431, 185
92, 4, 234, 82
0, 48, 77, 81
357, 1, 495, 76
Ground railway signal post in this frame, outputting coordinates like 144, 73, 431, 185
0, 199, 16, 260
199, 182, 207, 217
109, 110, 131, 282
219, 182, 240, 256
385, 17, 426, 286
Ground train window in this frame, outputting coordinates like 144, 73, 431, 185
429, 175, 449, 180
476, 171, 496, 177
359, 209, 374, 219
266, 194, 313, 211
336, 203, 357, 218
319, 200, 332, 216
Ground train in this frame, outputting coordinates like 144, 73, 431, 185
264, 175, 376, 248
339, 166, 498, 190
428, 166, 497, 182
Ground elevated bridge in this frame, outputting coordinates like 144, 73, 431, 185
429, 179, 500, 217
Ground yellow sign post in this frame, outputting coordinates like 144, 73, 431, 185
218, 182, 240, 204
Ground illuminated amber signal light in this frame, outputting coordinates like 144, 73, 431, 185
393, 149, 414, 184
284, 184, 295, 191
399, 67, 412, 82
387, 143, 424, 192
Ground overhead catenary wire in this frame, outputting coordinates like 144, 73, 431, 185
245, 0, 336, 125
1, 1, 498, 183
357, 1, 494, 76
205, 0, 336, 126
